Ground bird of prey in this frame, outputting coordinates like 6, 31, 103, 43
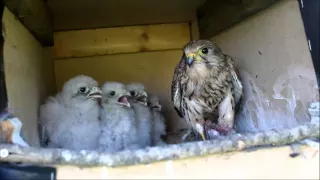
98, 82, 140, 153
39, 75, 102, 151
147, 94, 167, 146
171, 40, 243, 141
126, 83, 152, 148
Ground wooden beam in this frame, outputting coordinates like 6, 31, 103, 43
55, 145, 319, 179
197, 0, 278, 39
0, 143, 319, 179
4, 0, 53, 46
53, 23, 191, 59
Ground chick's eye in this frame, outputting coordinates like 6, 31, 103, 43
109, 91, 115, 96
130, 91, 136, 96
202, 48, 208, 54
79, 87, 87, 93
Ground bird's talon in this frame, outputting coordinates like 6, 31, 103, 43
181, 129, 192, 141
205, 120, 213, 128
207, 129, 220, 139
200, 132, 206, 141
215, 125, 235, 136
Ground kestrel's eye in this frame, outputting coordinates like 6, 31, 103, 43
79, 87, 88, 93
109, 91, 115, 96
130, 91, 136, 96
201, 48, 208, 54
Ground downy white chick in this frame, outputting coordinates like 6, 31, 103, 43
126, 83, 152, 148
39, 75, 102, 151
98, 82, 140, 153
147, 94, 167, 146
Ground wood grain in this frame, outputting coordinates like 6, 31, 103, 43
53, 23, 190, 59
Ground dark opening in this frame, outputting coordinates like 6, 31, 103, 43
0, 1, 8, 113
298, 0, 320, 87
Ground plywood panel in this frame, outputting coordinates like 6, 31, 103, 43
190, 20, 200, 40
53, 23, 190, 59
54, 50, 188, 131
2, 7, 55, 146
48, 0, 205, 31
212, 0, 318, 133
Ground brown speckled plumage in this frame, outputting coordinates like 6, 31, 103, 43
171, 40, 243, 140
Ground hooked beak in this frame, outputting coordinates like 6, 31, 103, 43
117, 95, 131, 108
137, 91, 148, 106
87, 87, 102, 99
186, 53, 196, 66
151, 104, 162, 111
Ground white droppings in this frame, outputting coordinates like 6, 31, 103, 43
86, 154, 93, 160
98, 154, 114, 166
61, 151, 72, 161
308, 102, 320, 124
235, 65, 319, 133
0, 149, 9, 158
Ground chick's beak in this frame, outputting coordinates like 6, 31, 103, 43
87, 87, 102, 99
137, 91, 148, 106
117, 94, 131, 108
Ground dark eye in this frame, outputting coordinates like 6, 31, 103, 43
202, 48, 208, 54
109, 91, 115, 96
130, 91, 136, 96
79, 87, 87, 93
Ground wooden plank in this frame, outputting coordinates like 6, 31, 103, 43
53, 23, 191, 59
197, 0, 278, 39
4, 0, 53, 46
190, 20, 200, 40
55, 146, 319, 179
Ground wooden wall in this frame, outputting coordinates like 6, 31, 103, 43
53, 22, 198, 132
2, 7, 55, 146
211, 0, 318, 132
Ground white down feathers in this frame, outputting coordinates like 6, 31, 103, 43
39, 75, 101, 151
98, 82, 140, 152
39, 75, 167, 153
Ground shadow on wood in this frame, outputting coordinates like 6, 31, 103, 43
4, 0, 53, 46
197, 0, 278, 38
